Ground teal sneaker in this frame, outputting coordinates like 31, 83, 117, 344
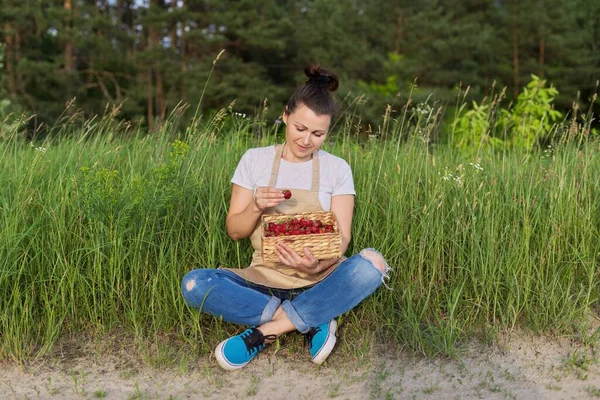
215, 327, 275, 370
304, 319, 338, 365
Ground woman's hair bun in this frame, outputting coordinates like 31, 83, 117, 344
304, 64, 339, 92
285, 64, 339, 120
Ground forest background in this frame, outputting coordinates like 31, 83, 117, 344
1, 0, 599, 135
2, 0, 600, 375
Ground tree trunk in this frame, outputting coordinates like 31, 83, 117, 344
147, 70, 154, 130
539, 37, 545, 78
155, 78, 165, 120
181, 0, 188, 103
14, 27, 24, 95
147, 1, 162, 126
170, 0, 178, 52
124, 1, 135, 59
11, 26, 35, 109
511, 5, 520, 98
87, 1, 101, 85
169, 0, 178, 110
64, 0, 74, 72
149, 0, 165, 122
394, 3, 404, 54
14, 28, 21, 63
116, 0, 123, 33
3, 23, 17, 96
156, 72, 165, 120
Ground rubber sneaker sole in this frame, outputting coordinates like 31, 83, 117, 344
215, 339, 249, 371
311, 319, 338, 365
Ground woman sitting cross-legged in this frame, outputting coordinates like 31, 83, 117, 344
181, 64, 390, 370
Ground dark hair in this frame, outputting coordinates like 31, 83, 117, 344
285, 64, 340, 120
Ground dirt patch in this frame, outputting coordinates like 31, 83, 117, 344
1, 331, 599, 399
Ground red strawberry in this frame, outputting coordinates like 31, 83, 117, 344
282, 189, 292, 199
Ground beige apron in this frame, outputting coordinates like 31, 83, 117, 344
225, 143, 344, 289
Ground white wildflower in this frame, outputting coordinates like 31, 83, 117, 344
469, 162, 483, 171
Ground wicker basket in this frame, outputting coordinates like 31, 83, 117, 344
261, 211, 342, 263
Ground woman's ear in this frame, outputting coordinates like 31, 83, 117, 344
282, 108, 288, 125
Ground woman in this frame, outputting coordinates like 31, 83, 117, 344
181, 65, 390, 371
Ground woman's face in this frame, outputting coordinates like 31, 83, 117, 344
282, 103, 331, 163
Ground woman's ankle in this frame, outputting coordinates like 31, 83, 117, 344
258, 317, 296, 340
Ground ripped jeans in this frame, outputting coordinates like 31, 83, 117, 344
181, 249, 390, 333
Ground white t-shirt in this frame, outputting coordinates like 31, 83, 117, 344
231, 145, 355, 211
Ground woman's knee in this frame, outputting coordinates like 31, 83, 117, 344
357, 248, 389, 275
181, 269, 216, 306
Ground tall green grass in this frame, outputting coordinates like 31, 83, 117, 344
0, 105, 599, 362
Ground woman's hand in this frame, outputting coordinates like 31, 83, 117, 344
253, 187, 285, 211
275, 242, 340, 275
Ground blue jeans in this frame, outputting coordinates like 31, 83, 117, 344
181, 249, 390, 333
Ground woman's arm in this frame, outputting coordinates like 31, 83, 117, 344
226, 184, 285, 240
330, 194, 354, 255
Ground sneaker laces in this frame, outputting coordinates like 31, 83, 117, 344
242, 328, 276, 355
303, 327, 322, 349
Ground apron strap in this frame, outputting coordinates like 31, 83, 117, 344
268, 142, 320, 192
311, 150, 320, 191
268, 143, 285, 187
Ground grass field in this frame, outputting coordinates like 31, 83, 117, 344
1, 104, 599, 364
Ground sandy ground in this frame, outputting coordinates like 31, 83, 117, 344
1, 331, 600, 400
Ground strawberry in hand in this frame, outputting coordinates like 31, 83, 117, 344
282, 189, 292, 200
